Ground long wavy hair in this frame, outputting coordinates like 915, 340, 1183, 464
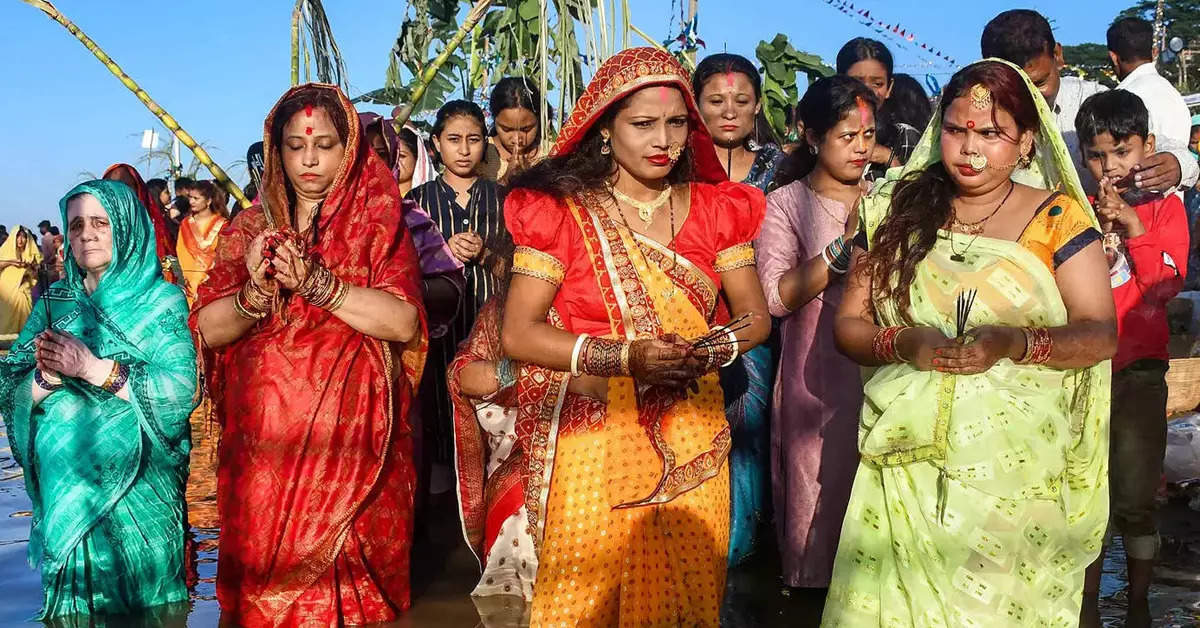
861, 61, 1039, 316
506, 87, 696, 199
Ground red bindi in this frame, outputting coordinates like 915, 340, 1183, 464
855, 96, 870, 127
724, 70, 736, 89
305, 127, 313, 135
304, 104, 313, 117
966, 120, 976, 129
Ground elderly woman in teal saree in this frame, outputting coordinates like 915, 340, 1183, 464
0, 180, 196, 621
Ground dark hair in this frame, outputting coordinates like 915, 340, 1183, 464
507, 86, 696, 198
431, 100, 488, 167
836, 38, 893, 79
692, 53, 763, 102
863, 61, 1039, 317
981, 10, 1057, 68
146, 178, 168, 205
1076, 90, 1149, 147
398, 126, 420, 155
489, 77, 542, 136
774, 75, 877, 187
38, 219, 51, 229
1108, 17, 1153, 62
270, 88, 350, 150
174, 177, 195, 194
876, 74, 932, 151
191, 180, 229, 218
49, 226, 60, 236
433, 99, 487, 138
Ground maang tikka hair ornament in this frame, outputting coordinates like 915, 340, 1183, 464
969, 84, 993, 111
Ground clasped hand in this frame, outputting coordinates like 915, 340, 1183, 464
908, 325, 1020, 375
35, 329, 98, 380
628, 334, 726, 392
245, 231, 312, 292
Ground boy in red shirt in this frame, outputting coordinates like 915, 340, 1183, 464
1076, 89, 1189, 626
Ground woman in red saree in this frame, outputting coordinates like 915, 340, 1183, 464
192, 84, 426, 627
102, 163, 182, 283
501, 48, 771, 626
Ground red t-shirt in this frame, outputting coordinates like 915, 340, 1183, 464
1105, 193, 1189, 371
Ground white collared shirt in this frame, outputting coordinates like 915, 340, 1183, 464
1116, 63, 1199, 192
1054, 67, 1198, 196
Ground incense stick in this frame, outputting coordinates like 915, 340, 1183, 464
955, 289, 977, 339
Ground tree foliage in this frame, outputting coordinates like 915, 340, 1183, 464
755, 34, 834, 140
1061, 43, 1118, 88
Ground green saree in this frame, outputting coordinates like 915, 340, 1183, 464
0, 180, 196, 621
822, 60, 1111, 627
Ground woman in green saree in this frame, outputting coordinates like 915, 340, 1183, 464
0, 180, 196, 621
824, 60, 1116, 626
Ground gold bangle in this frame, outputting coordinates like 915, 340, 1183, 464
101, 361, 120, 390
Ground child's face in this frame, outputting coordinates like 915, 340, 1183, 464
1082, 131, 1154, 192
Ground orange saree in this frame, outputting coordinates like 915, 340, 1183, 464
501, 47, 765, 628
177, 211, 225, 304
192, 84, 427, 627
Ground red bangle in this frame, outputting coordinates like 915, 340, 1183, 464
1017, 327, 1052, 364
872, 326, 909, 364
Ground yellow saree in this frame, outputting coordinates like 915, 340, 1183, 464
0, 228, 43, 338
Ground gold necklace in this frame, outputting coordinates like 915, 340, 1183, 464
611, 185, 672, 223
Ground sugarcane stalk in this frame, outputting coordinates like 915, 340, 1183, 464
629, 23, 676, 59
291, 1, 302, 86
539, 0, 550, 154
22, 0, 251, 209
622, 0, 630, 50
393, 0, 495, 129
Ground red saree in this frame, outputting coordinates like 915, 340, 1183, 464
102, 163, 177, 261
192, 84, 427, 627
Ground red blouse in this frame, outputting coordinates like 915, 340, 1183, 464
505, 181, 766, 337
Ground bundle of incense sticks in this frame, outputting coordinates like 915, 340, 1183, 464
691, 313, 752, 352
955, 288, 978, 341
38, 265, 52, 328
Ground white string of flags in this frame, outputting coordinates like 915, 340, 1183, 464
821, 0, 958, 67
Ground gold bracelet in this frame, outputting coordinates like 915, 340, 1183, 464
101, 361, 121, 390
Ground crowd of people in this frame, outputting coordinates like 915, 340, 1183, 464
0, 8, 1197, 628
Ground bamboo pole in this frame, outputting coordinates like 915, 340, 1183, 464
539, 0, 550, 155
596, 0, 610, 58
21, 0, 250, 209
684, 0, 698, 67
622, 0, 630, 51
393, 0, 494, 129
290, 1, 302, 86
629, 23, 676, 58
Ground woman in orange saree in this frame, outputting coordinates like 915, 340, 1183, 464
191, 84, 427, 627
177, 180, 227, 304
501, 48, 771, 626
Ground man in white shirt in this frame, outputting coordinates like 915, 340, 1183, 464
981, 10, 1197, 196
1108, 17, 1199, 195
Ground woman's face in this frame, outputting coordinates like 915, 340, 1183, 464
395, 141, 417, 184
368, 128, 392, 168
14, 229, 28, 252
433, 115, 486, 178
847, 58, 892, 104
158, 188, 171, 207
494, 107, 538, 155
608, 86, 690, 183
67, 194, 114, 275
940, 92, 1032, 196
811, 104, 877, 183
281, 105, 347, 200
186, 189, 211, 214
698, 72, 759, 149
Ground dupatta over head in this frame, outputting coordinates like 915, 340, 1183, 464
0, 180, 195, 618
195, 83, 428, 625
824, 59, 1111, 626
102, 163, 176, 259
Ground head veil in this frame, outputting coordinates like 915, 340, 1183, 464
102, 163, 176, 259
861, 57, 1097, 242
550, 47, 728, 183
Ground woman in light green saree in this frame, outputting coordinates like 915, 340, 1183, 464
0, 180, 196, 621
824, 60, 1116, 626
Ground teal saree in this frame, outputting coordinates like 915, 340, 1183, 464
0, 180, 196, 621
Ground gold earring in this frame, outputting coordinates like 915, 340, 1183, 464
600, 133, 611, 155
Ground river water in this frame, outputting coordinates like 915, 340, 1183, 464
1, 425, 1198, 627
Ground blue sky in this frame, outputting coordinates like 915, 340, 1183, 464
0, 1, 1133, 230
